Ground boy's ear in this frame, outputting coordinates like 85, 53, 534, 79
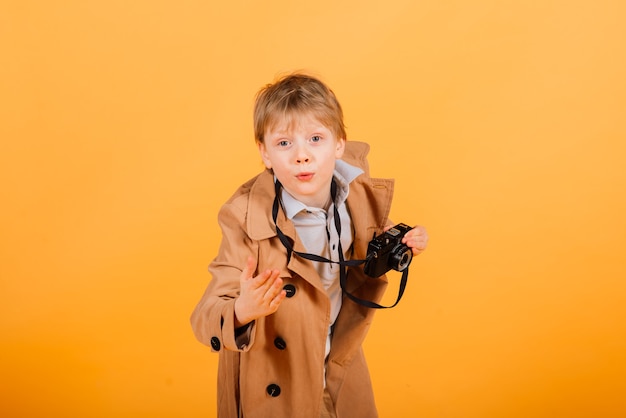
335, 138, 346, 159
258, 142, 272, 169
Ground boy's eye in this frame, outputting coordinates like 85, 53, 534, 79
310, 135, 321, 142
278, 140, 290, 147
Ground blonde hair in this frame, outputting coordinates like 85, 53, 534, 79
253, 73, 347, 144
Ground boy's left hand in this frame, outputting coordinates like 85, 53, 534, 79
402, 225, 429, 256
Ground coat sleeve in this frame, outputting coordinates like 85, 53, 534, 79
190, 197, 259, 353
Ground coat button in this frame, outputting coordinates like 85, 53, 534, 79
266, 384, 281, 397
274, 337, 287, 350
283, 284, 296, 298
210, 336, 221, 351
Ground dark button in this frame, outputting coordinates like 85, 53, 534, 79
266, 384, 281, 397
283, 284, 296, 298
274, 337, 287, 350
210, 336, 221, 351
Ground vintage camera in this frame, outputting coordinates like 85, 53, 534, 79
363, 223, 414, 278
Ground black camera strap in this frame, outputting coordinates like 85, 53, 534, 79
272, 179, 409, 309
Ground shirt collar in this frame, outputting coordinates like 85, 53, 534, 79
280, 159, 364, 220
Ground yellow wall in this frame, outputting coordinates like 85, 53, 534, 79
2, 1, 625, 416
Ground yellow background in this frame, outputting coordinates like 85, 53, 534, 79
2, 1, 625, 417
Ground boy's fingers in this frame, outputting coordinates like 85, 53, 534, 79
240, 256, 257, 281
258, 269, 280, 292
270, 291, 286, 309
411, 225, 425, 235
263, 276, 283, 301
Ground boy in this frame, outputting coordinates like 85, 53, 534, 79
191, 73, 428, 417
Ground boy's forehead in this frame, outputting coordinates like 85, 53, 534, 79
266, 111, 327, 134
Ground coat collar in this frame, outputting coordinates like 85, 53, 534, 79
247, 169, 283, 241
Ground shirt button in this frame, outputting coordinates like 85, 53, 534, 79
283, 284, 296, 298
274, 337, 287, 350
210, 336, 221, 351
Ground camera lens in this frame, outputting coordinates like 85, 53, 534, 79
390, 246, 412, 272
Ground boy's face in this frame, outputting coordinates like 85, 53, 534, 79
258, 113, 345, 208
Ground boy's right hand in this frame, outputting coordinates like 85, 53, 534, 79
234, 256, 286, 327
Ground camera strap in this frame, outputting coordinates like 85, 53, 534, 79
272, 179, 409, 309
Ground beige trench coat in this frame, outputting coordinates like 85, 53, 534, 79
191, 141, 395, 418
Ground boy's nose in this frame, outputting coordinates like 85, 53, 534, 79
295, 143, 310, 164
